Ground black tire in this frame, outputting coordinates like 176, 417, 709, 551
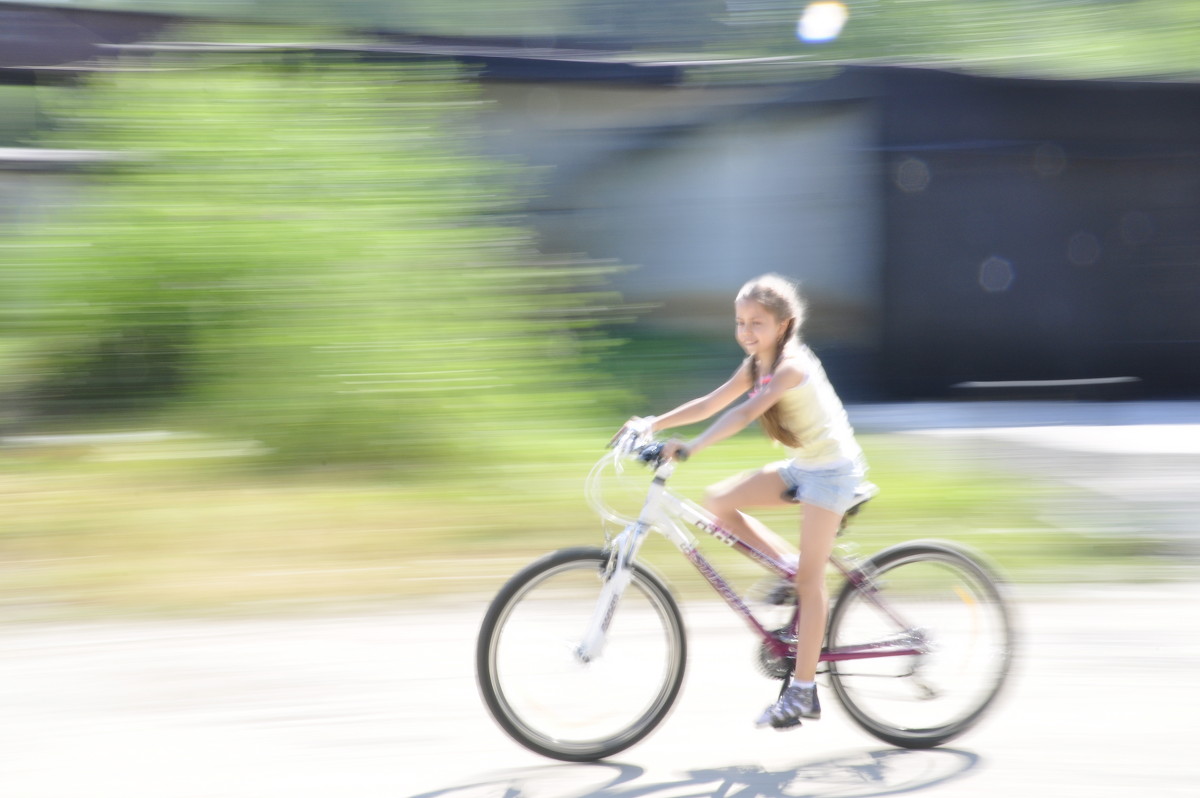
476, 546, 687, 761
826, 541, 1014, 749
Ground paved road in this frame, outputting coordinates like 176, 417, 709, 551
4, 403, 1198, 797
851, 401, 1200, 556
2, 583, 1198, 798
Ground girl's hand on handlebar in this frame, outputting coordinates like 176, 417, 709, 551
609, 416, 656, 448
661, 439, 691, 462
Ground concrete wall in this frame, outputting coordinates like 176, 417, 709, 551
481, 82, 885, 351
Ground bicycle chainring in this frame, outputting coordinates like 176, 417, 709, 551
755, 628, 795, 680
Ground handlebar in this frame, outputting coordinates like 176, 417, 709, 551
608, 418, 651, 454
590, 427, 681, 527
608, 419, 686, 468
637, 440, 667, 465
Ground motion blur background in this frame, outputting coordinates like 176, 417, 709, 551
1, 0, 1199, 616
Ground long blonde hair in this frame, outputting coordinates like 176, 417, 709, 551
737, 274, 806, 448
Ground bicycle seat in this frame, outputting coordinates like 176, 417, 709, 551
838, 481, 879, 534
844, 481, 879, 517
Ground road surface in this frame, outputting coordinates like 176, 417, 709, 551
1, 582, 1197, 798
4, 403, 1199, 797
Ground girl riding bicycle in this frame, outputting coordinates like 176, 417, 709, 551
620, 273, 869, 730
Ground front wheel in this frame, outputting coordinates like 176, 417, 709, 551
826, 541, 1014, 749
476, 546, 687, 761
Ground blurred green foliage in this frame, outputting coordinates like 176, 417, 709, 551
0, 429, 1178, 618
3, 31, 625, 469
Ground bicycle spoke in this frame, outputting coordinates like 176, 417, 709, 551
827, 542, 1013, 749
477, 548, 687, 761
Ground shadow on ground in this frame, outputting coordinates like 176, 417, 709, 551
408, 748, 980, 798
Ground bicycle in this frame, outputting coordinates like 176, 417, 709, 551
476, 427, 1014, 762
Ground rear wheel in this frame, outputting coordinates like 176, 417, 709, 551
476, 546, 687, 761
826, 541, 1014, 748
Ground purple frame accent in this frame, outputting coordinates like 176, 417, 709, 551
682, 547, 791, 658
682, 514, 920, 664
822, 643, 925, 662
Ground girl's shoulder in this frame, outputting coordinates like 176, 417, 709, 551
769, 355, 808, 390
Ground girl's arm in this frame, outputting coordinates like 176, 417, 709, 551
649, 360, 754, 434
667, 359, 805, 460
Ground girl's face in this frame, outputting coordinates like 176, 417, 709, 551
734, 298, 789, 360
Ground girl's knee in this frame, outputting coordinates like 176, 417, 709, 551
705, 470, 755, 507
793, 565, 828, 596
703, 485, 731, 514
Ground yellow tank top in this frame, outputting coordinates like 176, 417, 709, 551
762, 346, 864, 468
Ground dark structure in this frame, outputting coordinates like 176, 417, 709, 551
0, 1, 177, 74
873, 68, 1200, 398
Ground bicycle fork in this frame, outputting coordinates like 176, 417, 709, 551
575, 521, 649, 663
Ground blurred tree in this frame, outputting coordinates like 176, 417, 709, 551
5, 29, 624, 470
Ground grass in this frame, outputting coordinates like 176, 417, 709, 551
0, 425, 1170, 620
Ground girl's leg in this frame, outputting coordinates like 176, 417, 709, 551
756, 501, 846, 729
703, 466, 795, 562
792, 502, 844, 682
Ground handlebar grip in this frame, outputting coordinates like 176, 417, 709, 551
639, 441, 665, 464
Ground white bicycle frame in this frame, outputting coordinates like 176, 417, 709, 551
576, 441, 795, 663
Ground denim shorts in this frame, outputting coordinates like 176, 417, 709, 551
777, 458, 867, 515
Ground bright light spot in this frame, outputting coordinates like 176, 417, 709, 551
1068, 231, 1102, 266
895, 157, 931, 193
1033, 142, 1067, 177
979, 256, 1015, 293
798, 2, 849, 43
